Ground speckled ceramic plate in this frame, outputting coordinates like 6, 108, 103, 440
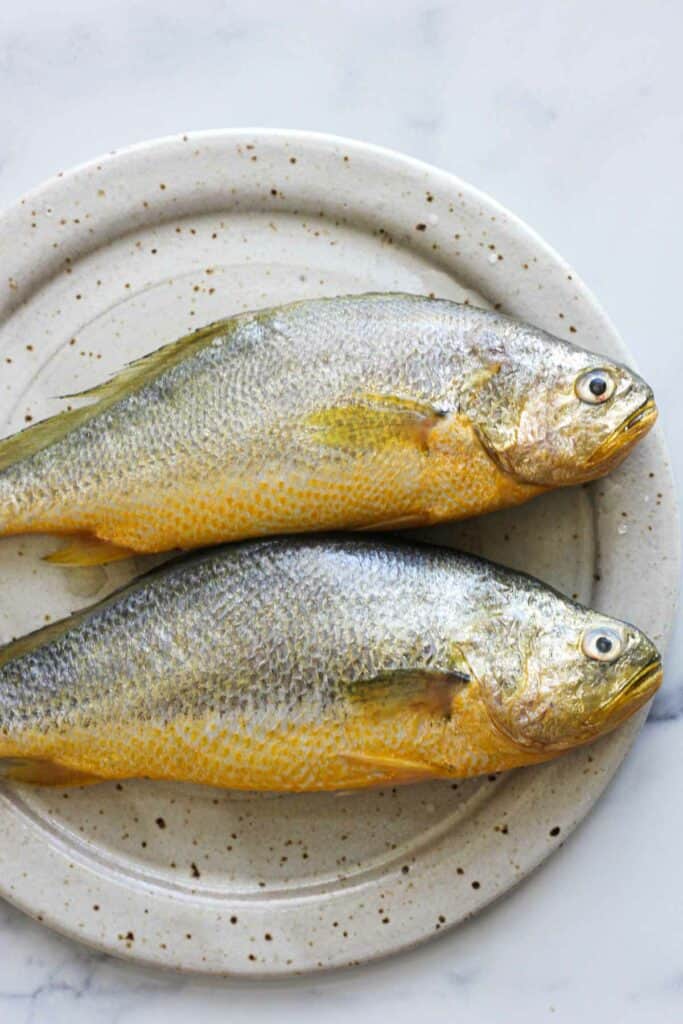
0, 130, 678, 976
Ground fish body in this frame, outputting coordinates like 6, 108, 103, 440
0, 537, 661, 790
0, 294, 656, 563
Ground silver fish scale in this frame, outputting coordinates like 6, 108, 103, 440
0, 296, 508, 513
0, 536, 662, 762
0, 537, 500, 736
0, 293, 653, 537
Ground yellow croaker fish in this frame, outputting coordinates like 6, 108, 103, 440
0, 537, 661, 789
0, 294, 657, 566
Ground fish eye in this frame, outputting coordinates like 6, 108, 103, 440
575, 368, 616, 405
581, 626, 624, 662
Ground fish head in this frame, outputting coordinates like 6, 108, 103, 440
465, 581, 662, 753
464, 323, 657, 486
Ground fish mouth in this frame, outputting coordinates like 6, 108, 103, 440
603, 655, 663, 723
587, 397, 658, 472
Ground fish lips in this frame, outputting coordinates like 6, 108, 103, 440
474, 396, 658, 487
600, 654, 663, 725
564, 654, 663, 748
584, 397, 658, 476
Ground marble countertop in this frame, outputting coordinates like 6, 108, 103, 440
0, 0, 681, 1020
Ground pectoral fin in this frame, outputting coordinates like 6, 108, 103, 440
348, 666, 470, 718
44, 536, 137, 567
304, 394, 447, 452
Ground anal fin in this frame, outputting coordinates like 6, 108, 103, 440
0, 758, 104, 786
355, 513, 431, 532
44, 536, 137, 567
337, 752, 439, 783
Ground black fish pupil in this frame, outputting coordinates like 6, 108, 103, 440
596, 635, 612, 654
589, 377, 607, 397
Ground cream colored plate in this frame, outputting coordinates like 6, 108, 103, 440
0, 130, 678, 975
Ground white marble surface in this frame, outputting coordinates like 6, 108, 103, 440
0, 0, 681, 1020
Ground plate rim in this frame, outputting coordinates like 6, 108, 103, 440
0, 127, 678, 976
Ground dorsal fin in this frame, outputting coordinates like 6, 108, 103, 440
0, 319, 234, 474
59, 318, 234, 401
